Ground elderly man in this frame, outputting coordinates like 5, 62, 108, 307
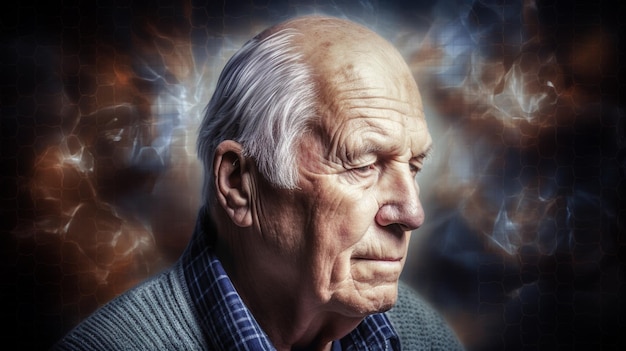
53, 16, 463, 350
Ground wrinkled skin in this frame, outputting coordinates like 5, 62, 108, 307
212, 16, 432, 351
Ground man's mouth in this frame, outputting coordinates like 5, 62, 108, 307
352, 256, 402, 265
351, 256, 403, 263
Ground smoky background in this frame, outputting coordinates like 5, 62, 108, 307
1, 0, 624, 350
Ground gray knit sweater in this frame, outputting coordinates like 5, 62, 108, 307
52, 258, 463, 350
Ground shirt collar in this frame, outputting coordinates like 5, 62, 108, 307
182, 214, 400, 350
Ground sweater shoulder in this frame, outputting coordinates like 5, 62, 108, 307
51, 262, 206, 351
386, 281, 465, 350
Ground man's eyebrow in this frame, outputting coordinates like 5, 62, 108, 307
415, 144, 433, 163
343, 141, 381, 162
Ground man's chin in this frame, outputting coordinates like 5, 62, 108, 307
335, 282, 399, 317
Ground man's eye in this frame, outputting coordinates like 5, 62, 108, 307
352, 164, 376, 174
409, 163, 421, 176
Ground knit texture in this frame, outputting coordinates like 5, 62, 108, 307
52, 262, 463, 350
388, 281, 464, 350
52, 261, 206, 350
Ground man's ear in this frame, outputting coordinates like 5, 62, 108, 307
213, 140, 253, 227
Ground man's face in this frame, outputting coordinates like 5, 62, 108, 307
251, 49, 432, 317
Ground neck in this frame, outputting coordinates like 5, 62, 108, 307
239, 283, 361, 351
214, 230, 362, 351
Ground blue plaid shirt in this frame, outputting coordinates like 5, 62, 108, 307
182, 217, 401, 350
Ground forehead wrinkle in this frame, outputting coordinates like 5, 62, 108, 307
345, 106, 424, 124
335, 73, 414, 96
344, 97, 415, 113
333, 85, 423, 117
325, 119, 384, 160
343, 105, 427, 140
337, 117, 426, 160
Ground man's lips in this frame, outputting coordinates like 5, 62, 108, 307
351, 256, 403, 262
350, 255, 404, 279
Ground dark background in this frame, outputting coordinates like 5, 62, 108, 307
2, 0, 624, 350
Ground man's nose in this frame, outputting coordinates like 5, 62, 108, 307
375, 166, 425, 232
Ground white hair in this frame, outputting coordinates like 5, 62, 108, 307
197, 28, 319, 208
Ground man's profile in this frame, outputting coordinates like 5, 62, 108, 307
52, 15, 464, 350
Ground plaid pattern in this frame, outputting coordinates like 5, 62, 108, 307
182, 217, 400, 350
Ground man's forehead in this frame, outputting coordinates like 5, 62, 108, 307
313, 101, 431, 160
334, 110, 429, 138
267, 16, 430, 148
318, 65, 425, 131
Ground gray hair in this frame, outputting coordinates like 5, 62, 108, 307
197, 28, 319, 208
